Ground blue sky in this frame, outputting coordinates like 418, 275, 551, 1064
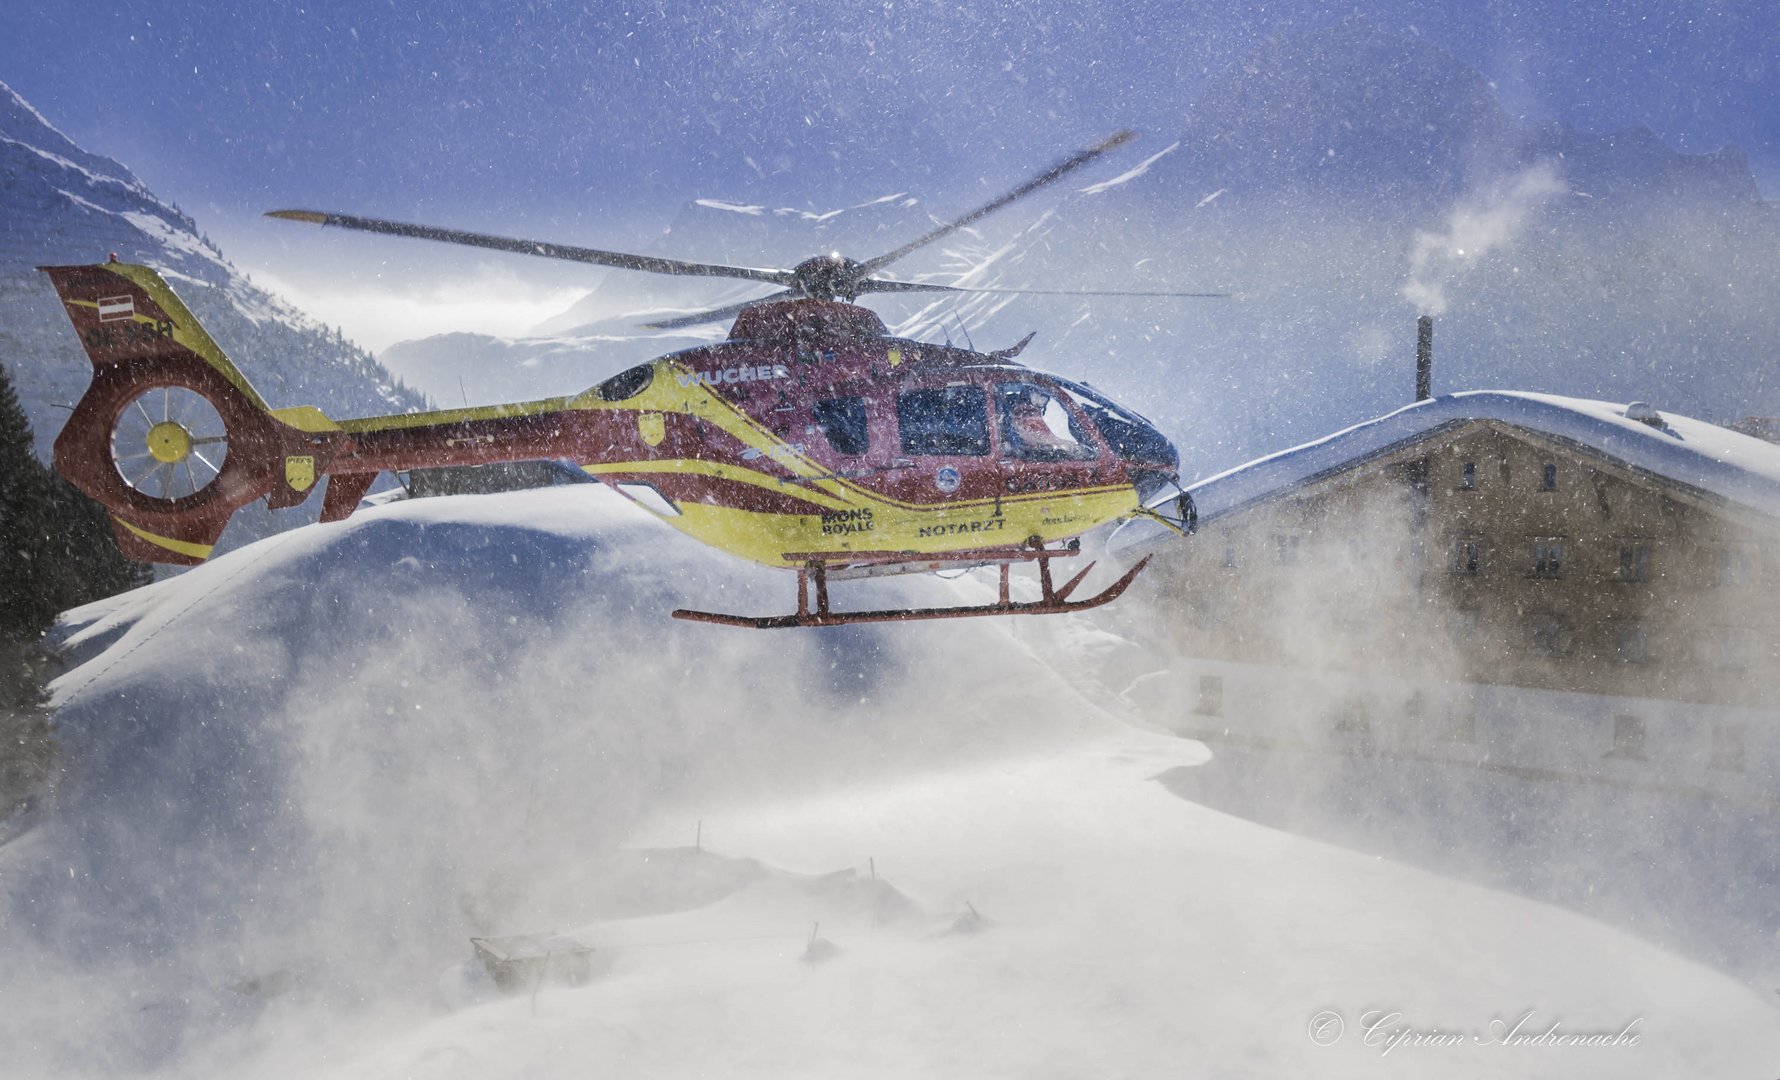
5, 1, 1776, 346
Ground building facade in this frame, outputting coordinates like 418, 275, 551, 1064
1118, 392, 1780, 806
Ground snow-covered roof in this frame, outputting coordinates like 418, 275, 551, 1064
1111, 390, 1780, 556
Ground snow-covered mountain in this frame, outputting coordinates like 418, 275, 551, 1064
6, 485, 1777, 1078
378, 20, 1780, 479
0, 79, 427, 485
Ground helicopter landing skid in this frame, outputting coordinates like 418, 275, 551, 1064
672, 548, 1153, 630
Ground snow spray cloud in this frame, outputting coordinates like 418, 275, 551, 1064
0, 491, 1111, 1079
1402, 164, 1566, 316
1120, 482, 1780, 993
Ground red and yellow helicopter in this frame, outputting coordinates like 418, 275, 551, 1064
40, 132, 1204, 628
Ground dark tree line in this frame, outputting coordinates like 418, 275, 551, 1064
0, 360, 150, 818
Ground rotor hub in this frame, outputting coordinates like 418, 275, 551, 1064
791, 253, 867, 302
146, 420, 192, 464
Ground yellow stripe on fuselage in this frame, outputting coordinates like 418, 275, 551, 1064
333, 397, 576, 433
580, 458, 857, 512
115, 517, 215, 560
576, 358, 1141, 565
592, 461, 1138, 567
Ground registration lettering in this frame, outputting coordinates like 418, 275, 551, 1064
917, 518, 1007, 539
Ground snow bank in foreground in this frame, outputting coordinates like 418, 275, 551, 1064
0, 487, 1112, 1076
1, 486, 1776, 1078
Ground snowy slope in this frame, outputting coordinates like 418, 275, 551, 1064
2, 487, 1776, 1078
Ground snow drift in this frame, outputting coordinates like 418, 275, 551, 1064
2, 487, 1777, 1078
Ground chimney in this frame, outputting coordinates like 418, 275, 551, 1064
1414, 315, 1433, 402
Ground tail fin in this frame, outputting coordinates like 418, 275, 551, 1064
39, 262, 339, 565
40, 261, 273, 411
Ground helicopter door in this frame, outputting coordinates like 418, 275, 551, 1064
888, 379, 995, 504
993, 380, 1105, 499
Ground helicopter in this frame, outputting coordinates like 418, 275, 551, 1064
39, 131, 1206, 628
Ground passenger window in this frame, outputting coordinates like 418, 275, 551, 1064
996, 383, 1096, 461
898, 386, 989, 456
813, 397, 870, 455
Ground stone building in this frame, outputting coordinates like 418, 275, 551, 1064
1112, 391, 1780, 806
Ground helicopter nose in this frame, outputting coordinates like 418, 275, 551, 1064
1114, 420, 1180, 502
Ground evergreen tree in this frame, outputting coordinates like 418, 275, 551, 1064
0, 360, 56, 817
0, 358, 56, 637
0, 638, 51, 819
0, 361, 151, 637
0, 360, 151, 818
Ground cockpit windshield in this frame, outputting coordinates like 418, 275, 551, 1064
1049, 377, 1154, 428
1047, 376, 1177, 471
995, 382, 1098, 461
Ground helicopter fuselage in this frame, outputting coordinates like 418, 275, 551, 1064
328, 298, 1178, 569
41, 263, 1181, 622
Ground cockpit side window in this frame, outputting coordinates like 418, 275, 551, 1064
813, 397, 870, 456
996, 382, 1098, 461
898, 385, 990, 456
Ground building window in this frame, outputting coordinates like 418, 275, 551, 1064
1459, 461, 1476, 490
1193, 674, 1224, 717
1450, 537, 1482, 575
1607, 715, 1647, 761
1714, 546, 1752, 587
1221, 544, 1239, 570
1198, 594, 1229, 630
1540, 463, 1558, 491
1614, 621, 1650, 665
1274, 533, 1300, 565
1706, 627, 1754, 672
1709, 724, 1746, 773
1332, 700, 1370, 735
1617, 542, 1651, 582
1530, 537, 1566, 579
1447, 607, 1481, 641
1528, 614, 1572, 657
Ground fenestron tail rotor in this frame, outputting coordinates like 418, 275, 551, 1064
109, 386, 229, 504
269, 129, 1226, 327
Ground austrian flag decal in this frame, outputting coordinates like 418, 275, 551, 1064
97, 295, 135, 322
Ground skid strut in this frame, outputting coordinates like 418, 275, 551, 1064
673, 547, 1152, 630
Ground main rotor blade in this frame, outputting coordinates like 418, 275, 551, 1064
860, 279, 1230, 298
855, 130, 1136, 277
639, 290, 798, 330
265, 210, 797, 286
